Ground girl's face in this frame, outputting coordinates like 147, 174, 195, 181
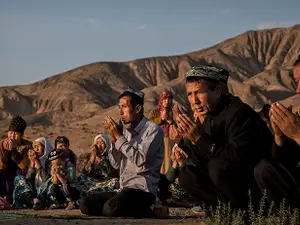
33, 141, 45, 158
162, 97, 172, 108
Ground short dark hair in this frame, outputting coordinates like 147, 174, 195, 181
293, 54, 300, 67
119, 92, 144, 115
185, 76, 220, 90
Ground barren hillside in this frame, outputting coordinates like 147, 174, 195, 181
1, 25, 300, 154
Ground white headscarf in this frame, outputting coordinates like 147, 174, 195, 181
93, 134, 112, 156
34, 137, 53, 168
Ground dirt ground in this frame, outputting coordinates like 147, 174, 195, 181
0, 208, 209, 225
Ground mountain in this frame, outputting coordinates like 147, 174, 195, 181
1, 24, 300, 154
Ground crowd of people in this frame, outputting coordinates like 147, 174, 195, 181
0, 55, 300, 218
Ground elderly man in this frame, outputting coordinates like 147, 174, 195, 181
254, 56, 300, 208
80, 88, 164, 218
174, 65, 273, 212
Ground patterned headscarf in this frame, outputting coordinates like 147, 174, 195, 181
93, 134, 112, 156
158, 91, 173, 111
9, 116, 27, 135
34, 137, 53, 168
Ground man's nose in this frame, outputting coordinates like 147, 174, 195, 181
190, 93, 200, 104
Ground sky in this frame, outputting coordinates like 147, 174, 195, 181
1, 0, 300, 86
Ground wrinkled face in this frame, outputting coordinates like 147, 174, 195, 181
119, 96, 139, 124
96, 137, 106, 154
185, 80, 221, 116
7, 131, 22, 144
56, 143, 69, 151
293, 66, 300, 94
162, 97, 172, 108
33, 141, 45, 158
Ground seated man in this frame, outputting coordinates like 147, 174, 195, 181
175, 65, 273, 211
80, 88, 164, 218
0, 116, 32, 204
255, 56, 300, 209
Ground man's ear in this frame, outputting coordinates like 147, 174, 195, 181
135, 105, 142, 114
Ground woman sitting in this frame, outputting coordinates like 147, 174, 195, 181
13, 137, 52, 209
83, 134, 118, 181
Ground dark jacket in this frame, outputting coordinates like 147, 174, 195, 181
179, 94, 273, 168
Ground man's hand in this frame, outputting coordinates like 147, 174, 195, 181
104, 116, 123, 141
269, 108, 286, 146
172, 104, 187, 124
177, 114, 203, 144
270, 103, 300, 145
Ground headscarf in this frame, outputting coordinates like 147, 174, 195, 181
9, 116, 27, 135
93, 134, 112, 156
158, 91, 173, 111
34, 137, 53, 168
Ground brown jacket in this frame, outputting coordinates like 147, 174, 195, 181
0, 139, 32, 170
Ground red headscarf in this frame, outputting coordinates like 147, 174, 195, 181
158, 91, 173, 111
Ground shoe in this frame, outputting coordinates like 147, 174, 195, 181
33, 198, 43, 210
191, 206, 207, 217
65, 201, 76, 210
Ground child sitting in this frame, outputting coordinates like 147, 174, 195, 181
48, 149, 80, 210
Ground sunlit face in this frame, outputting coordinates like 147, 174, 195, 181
119, 96, 139, 124
33, 141, 45, 158
162, 97, 172, 108
7, 131, 22, 144
185, 79, 221, 116
56, 143, 68, 151
293, 66, 300, 94
95, 137, 106, 154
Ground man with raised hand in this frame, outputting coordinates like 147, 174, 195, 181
80, 87, 164, 218
255, 55, 300, 209
175, 65, 272, 214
